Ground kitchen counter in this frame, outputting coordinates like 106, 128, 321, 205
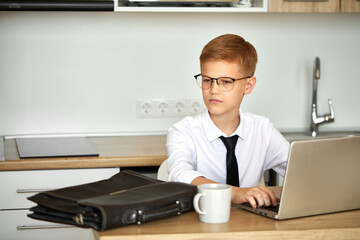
94, 207, 360, 240
282, 131, 360, 142
0, 136, 167, 171
2, 131, 359, 171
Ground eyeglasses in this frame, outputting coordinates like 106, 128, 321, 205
194, 74, 252, 92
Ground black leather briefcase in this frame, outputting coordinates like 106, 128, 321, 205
28, 170, 197, 231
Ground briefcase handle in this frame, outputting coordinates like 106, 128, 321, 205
137, 200, 183, 224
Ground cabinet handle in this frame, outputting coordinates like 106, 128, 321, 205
16, 189, 53, 193
17, 224, 74, 230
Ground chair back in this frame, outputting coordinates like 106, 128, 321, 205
157, 159, 168, 181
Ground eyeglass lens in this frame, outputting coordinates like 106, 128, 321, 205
197, 76, 235, 91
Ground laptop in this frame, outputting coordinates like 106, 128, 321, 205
236, 135, 360, 220
16, 137, 99, 158
119, 0, 238, 7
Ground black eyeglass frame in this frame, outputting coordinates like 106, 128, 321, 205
194, 73, 252, 91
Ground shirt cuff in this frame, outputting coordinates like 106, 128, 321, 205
170, 170, 207, 184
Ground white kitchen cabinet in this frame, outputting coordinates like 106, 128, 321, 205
0, 168, 119, 240
0, 209, 94, 240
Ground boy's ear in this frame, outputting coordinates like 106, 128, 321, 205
244, 76, 256, 95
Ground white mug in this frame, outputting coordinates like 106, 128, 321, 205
193, 183, 232, 223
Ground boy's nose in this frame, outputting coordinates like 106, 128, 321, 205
209, 80, 221, 93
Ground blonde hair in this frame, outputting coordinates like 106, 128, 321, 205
200, 34, 258, 76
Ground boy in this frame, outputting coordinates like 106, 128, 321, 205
166, 34, 289, 208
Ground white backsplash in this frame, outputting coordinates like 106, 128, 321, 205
0, 12, 359, 136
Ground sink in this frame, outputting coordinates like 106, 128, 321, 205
282, 131, 360, 142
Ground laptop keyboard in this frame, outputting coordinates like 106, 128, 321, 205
241, 202, 279, 213
261, 205, 279, 213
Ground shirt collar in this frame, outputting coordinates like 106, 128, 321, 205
202, 109, 248, 142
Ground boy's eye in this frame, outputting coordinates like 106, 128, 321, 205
202, 78, 211, 83
220, 79, 233, 85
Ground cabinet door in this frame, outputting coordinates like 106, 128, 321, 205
0, 209, 94, 240
0, 168, 119, 209
341, 0, 360, 12
269, 0, 340, 12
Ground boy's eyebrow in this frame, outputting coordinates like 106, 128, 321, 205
200, 74, 252, 80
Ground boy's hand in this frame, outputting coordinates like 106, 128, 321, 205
231, 186, 280, 208
191, 177, 281, 209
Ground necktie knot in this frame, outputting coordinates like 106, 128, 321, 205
220, 135, 239, 151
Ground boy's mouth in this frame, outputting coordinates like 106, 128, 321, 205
209, 98, 222, 104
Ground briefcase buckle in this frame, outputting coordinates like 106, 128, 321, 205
73, 213, 84, 225
137, 210, 143, 225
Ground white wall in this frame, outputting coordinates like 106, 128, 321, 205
0, 12, 359, 136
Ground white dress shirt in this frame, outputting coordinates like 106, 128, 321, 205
166, 109, 290, 187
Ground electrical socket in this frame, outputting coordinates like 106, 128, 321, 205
137, 100, 153, 118
137, 98, 203, 118
155, 99, 171, 117
172, 99, 188, 116
189, 100, 204, 115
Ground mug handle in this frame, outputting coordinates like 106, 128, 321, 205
193, 193, 206, 215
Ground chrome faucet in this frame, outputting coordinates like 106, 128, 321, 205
310, 57, 335, 137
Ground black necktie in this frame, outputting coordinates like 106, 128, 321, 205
220, 135, 240, 187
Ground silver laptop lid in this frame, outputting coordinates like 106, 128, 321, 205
278, 135, 360, 219
120, 0, 237, 6
16, 137, 99, 158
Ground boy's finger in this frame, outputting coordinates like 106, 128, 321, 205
263, 188, 278, 206
248, 196, 257, 208
254, 194, 265, 207
263, 195, 271, 206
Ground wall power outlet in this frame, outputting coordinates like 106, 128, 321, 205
137, 99, 204, 118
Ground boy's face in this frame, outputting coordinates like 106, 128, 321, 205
200, 60, 256, 119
